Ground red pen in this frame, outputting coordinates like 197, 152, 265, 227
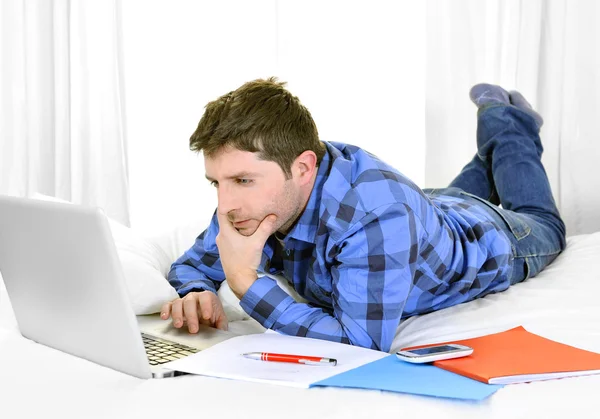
242, 352, 337, 366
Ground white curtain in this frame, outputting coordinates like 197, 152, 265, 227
426, 0, 600, 235
121, 0, 426, 235
0, 0, 130, 226
8, 1, 596, 236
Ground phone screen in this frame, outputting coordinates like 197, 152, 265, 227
408, 345, 459, 355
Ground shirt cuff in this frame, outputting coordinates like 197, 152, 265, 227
175, 279, 217, 297
239, 275, 295, 329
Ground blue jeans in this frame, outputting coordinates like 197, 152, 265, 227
441, 105, 567, 285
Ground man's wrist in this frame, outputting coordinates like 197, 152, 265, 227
228, 270, 259, 299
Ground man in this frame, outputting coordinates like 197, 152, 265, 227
161, 78, 566, 352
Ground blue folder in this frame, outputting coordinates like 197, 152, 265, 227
311, 354, 503, 401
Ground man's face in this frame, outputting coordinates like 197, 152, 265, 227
204, 147, 304, 236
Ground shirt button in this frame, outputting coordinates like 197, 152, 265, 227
286, 249, 291, 256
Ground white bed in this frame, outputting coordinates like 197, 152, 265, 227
1, 205, 600, 419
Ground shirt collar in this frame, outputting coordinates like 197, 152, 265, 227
280, 143, 332, 245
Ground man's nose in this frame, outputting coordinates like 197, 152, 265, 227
217, 187, 238, 216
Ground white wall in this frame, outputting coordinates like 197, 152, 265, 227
121, 0, 426, 235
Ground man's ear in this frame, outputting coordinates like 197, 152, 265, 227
292, 150, 318, 185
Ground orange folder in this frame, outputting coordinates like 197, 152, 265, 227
402, 326, 600, 385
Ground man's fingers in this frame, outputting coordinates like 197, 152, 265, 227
255, 214, 278, 240
215, 313, 229, 331
209, 292, 228, 331
193, 291, 211, 327
216, 210, 235, 233
171, 300, 184, 328
200, 302, 214, 325
160, 302, 172, 320
183, 296, 200, 333
164, 292, 230, 332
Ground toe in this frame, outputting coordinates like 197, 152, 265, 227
469, 83, 510, 107
508, 90, 543, 127
508, 90, 533, 109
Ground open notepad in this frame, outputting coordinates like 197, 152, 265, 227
165, 331, 503, 400
165, 331, 388, 388
405, 326, 600, 385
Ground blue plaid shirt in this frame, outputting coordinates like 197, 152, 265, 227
168, 142, 513, 352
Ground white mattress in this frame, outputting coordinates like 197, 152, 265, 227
1, 232, 600, 419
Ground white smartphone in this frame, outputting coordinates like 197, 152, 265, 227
396, 344, 473, 363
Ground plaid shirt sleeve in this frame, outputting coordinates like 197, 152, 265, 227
239, 202, 421, 352
167, 213, 225, 296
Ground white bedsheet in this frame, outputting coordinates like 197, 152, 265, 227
1, 233, 600, 419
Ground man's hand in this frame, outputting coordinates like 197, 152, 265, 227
160, 291, 228, 332
216, 211, 278, 299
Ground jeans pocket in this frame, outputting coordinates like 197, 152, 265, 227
459, 191, 532, 240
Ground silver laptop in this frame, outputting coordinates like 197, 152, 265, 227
0, 194, 222, 379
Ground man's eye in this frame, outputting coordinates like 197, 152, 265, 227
237, 179, 253, 185
210, 181, 218, 188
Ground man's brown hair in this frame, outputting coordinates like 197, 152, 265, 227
189, 77, 326, 178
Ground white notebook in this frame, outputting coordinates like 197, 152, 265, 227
165, 331, 387, 388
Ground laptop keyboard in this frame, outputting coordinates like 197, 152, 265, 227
141, 333, 199, 366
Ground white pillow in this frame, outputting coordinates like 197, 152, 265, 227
111, 227, 179, 315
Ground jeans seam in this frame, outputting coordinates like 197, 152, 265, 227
512, 249, 562, 259
513, 226, 532, 240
